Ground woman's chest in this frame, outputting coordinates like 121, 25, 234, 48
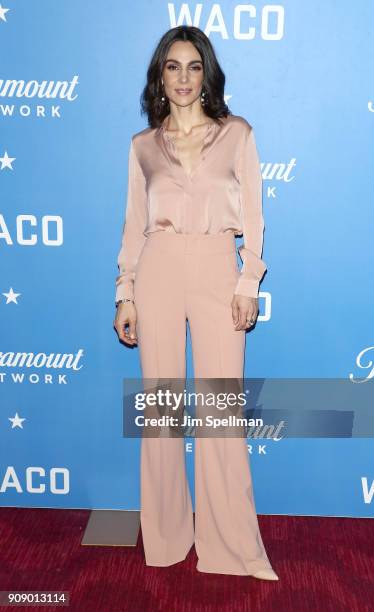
139, 135, 239, 193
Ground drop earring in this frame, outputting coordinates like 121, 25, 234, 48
201, 88, 207, 106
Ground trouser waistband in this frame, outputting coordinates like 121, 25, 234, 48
144, 231, 237, 255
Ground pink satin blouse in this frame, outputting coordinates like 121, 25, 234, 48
115, 113, 267, 302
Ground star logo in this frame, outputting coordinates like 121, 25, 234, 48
9, 413, 26, 429
0, 4, 10, 22
0, 151, 16, 170
2, 288, 21, 304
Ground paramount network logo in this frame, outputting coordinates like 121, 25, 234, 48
0, 76, 79, 118
349, 346, 374, 383
0, 349, 84, 385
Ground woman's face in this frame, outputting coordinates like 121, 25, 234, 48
162, 40, 204, 108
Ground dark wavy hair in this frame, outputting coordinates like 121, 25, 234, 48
140, 25, 231, 128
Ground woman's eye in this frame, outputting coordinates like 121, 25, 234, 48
166, 64, 202, 71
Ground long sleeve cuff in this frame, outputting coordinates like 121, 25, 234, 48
233, 245, 267, 298
115, 277, 135, 302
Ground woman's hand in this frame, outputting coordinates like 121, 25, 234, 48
231, 294, 259, 331
113, 302, 138, 345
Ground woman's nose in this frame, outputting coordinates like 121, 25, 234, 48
178, 71, 189, 83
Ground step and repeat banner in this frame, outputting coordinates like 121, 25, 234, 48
1, 2, 373, 517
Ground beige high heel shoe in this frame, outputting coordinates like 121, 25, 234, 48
252, 568, 279, 581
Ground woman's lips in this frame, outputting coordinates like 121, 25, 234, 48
175, 89, 192, 95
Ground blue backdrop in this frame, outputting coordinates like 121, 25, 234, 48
1, 1, 373, 517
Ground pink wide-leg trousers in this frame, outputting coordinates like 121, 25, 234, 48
133, 231, 272, 575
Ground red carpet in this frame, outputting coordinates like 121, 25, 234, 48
0, 508, 372, 611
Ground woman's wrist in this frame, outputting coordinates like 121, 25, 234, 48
115, 298, 135, 307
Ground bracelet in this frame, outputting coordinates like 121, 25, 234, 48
115, 298, 134, 307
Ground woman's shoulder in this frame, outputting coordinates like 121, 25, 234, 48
225, 113, 254, 134
128, 126, 155, 159
131, 126, 153, 144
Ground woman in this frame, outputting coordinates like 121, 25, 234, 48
114, 25, 278, 580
